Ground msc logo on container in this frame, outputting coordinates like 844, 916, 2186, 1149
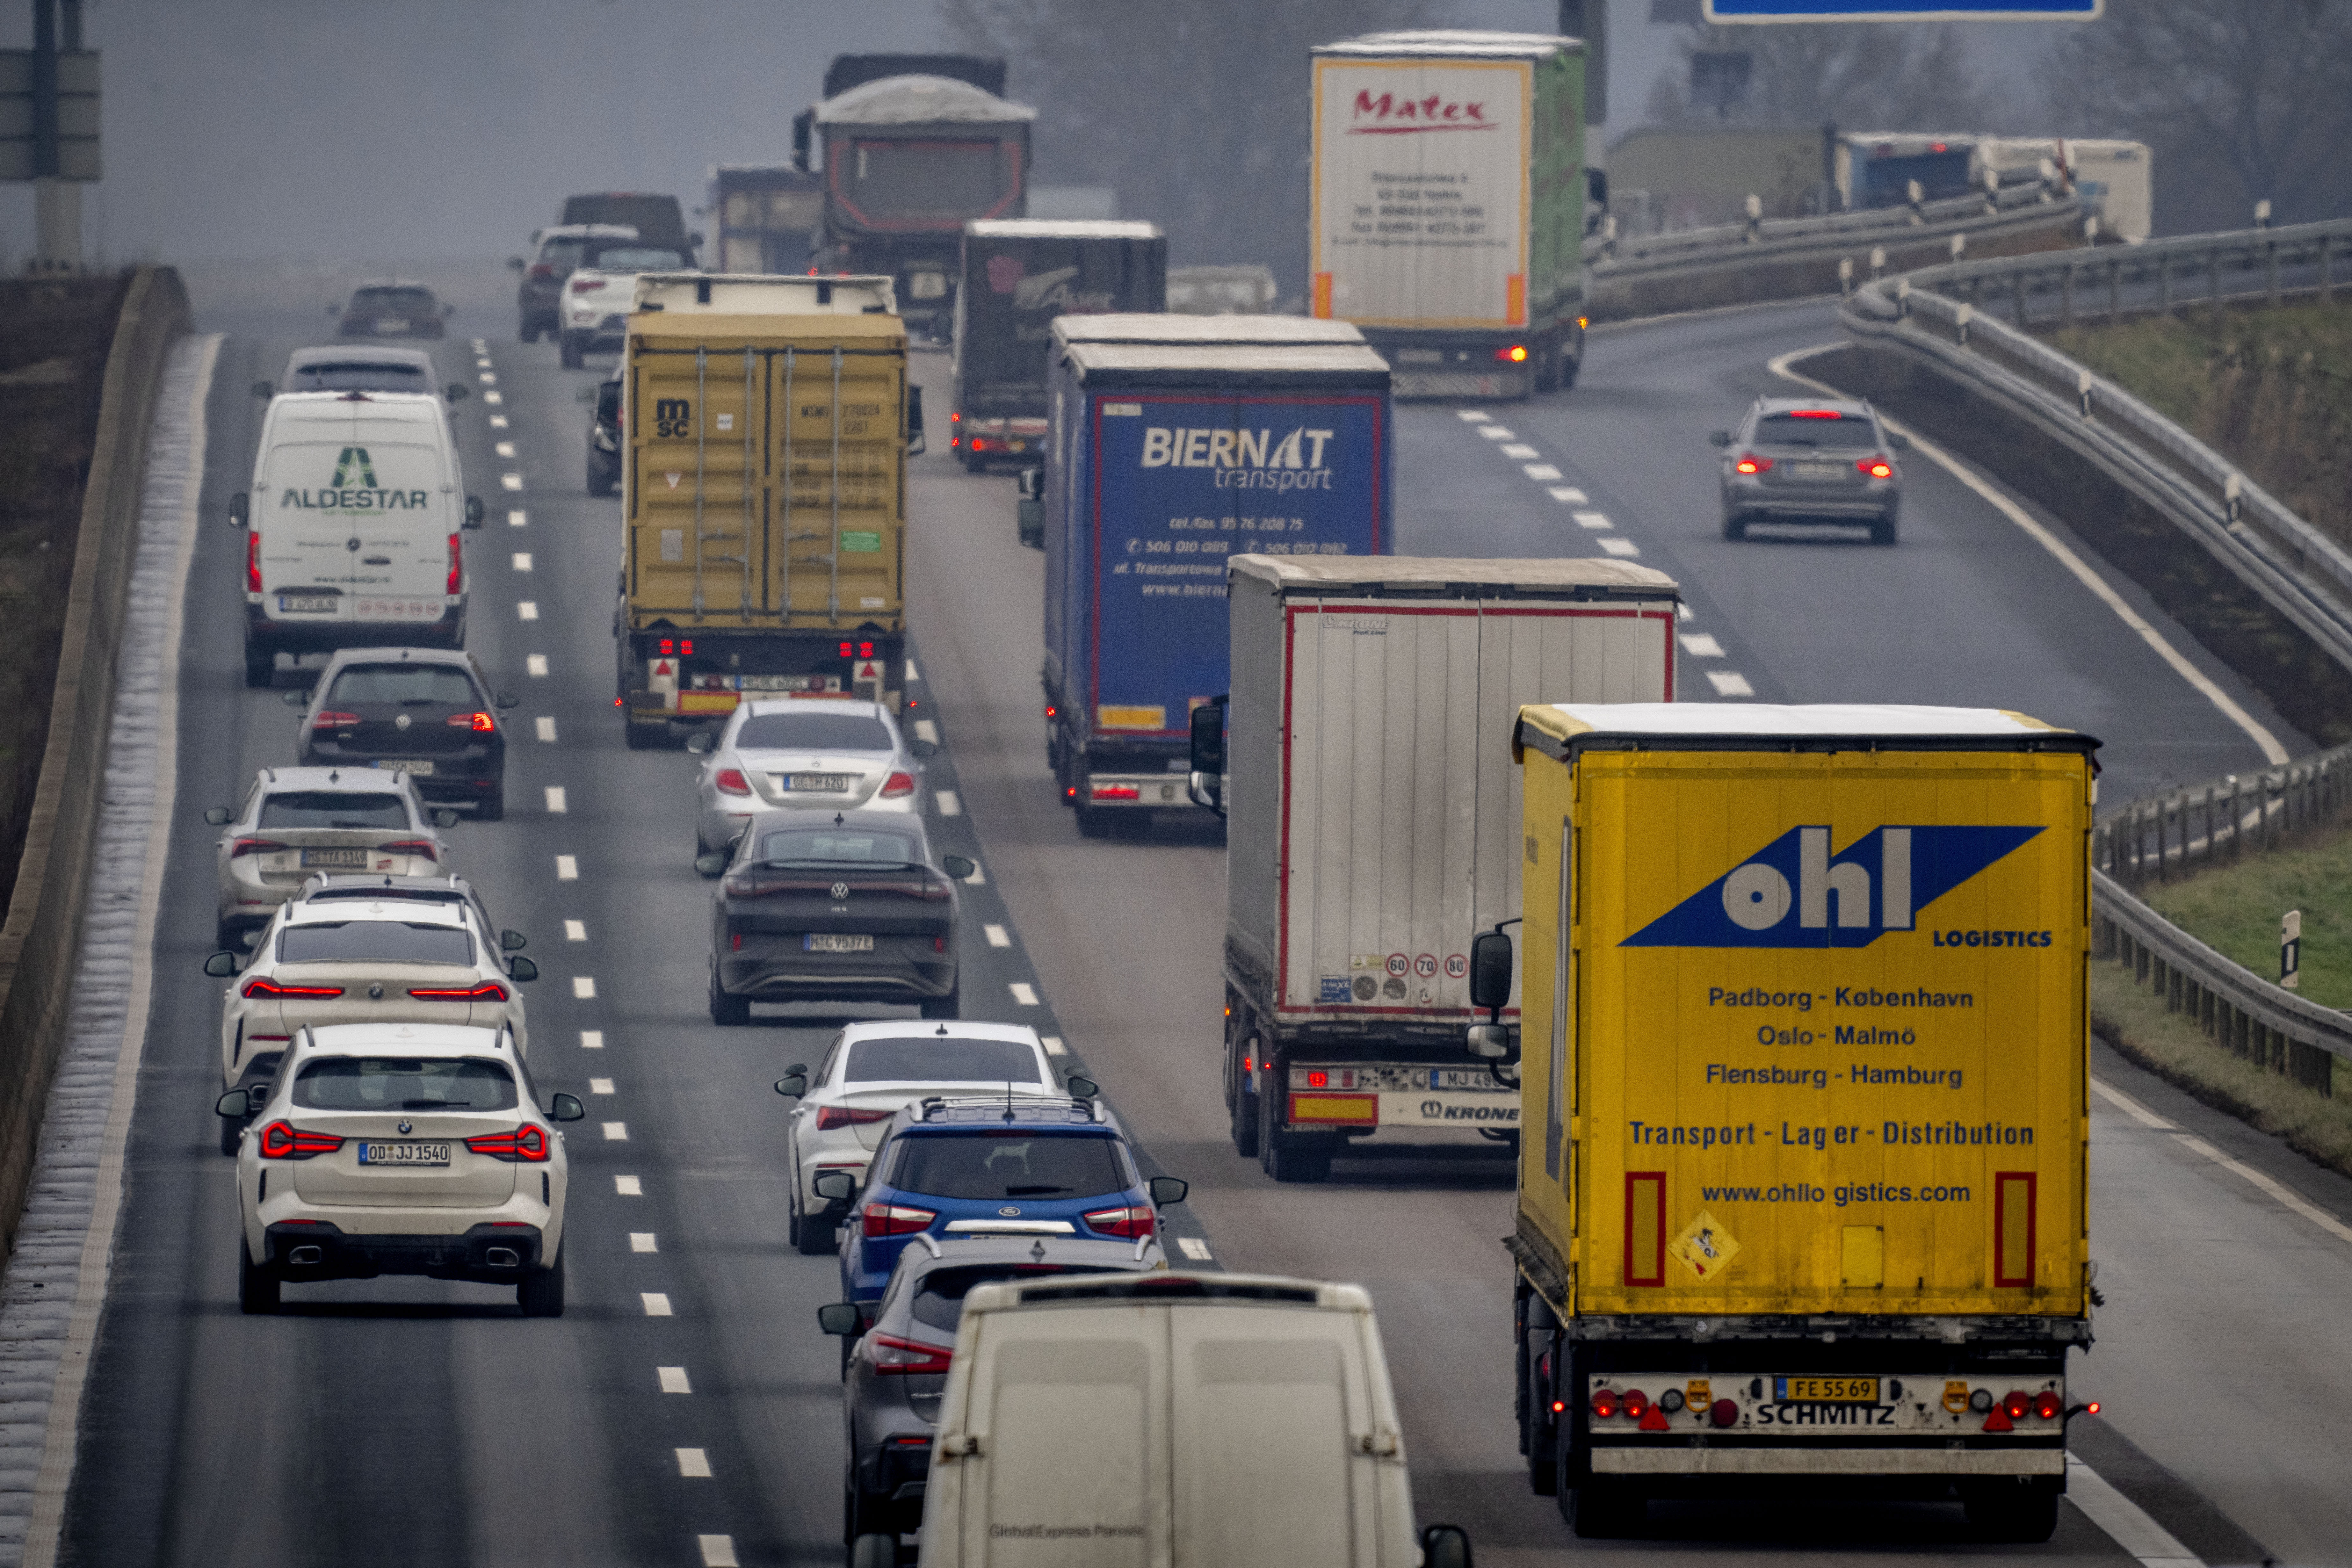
1621, 826, 2043, 949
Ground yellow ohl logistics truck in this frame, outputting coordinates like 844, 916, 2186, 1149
617, 273, 920, 746
1472, 704, 2097, 1542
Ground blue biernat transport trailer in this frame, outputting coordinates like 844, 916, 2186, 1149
1042, 336, 1393, 837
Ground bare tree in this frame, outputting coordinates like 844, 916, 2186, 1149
939, 0, 1448, 296
1644, 21, 1992, 133
2040, 0, 2352, 232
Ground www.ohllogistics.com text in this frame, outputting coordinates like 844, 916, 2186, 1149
1700, 1182, 1974, 1207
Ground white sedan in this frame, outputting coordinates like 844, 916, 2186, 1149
773, 1021, 1067, 1254
206, 767, 459, 951
689, 698, 932, 864
224, 1022, 583, 1315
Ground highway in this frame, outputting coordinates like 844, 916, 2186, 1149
51, 283, 2352, 1568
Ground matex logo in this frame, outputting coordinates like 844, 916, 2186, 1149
1348, 90, 1494, 133
1621, 826, 2044, 949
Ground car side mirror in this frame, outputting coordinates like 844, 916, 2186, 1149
250, 380, 272, 400
507, 256, 526, 271
690, 230, 706, 250
774, 1072, 809, 1098
495, 691, 520, 710
817, 1302, 862, 1336
548, 1093, 586, 1122
694, 852, 729, 877
507, 956, 539, 982
909, 739, 937, 759
446, 382, 469, 402
432, 809, 460, 828
204, 806, 230, 825
1064, 1074, 1097, 1100
1707, 430, 1733, 448
216, 1089, 254, 1118
812, 1170, 857, 1203
685, 732, 715, 754
942, 855, 975, 880
500, 929, 528, 951
203, 951, 240, 978
1148, 1176, 1188, 1207
905, 384, 925, 456
1889, 432, 1911, 450
1422, 1524, 1474, 1568
282, 687, 307, 706
1469, 930, 1514, 1011
228, 492, 249, 527
464, 495, 486, 529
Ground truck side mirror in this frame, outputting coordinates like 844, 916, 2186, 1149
1469, 930, 1514, 1011
1422, 1525, 1474, 1568
1187, 697, 1227, 818
905, 384, 926, 456
228, 492, 249, 527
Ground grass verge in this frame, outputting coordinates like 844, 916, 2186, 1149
2138, 816, 2352, 1009
2090, 963, 2352, 1180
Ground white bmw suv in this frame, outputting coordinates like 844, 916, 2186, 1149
224, 1022, 583, 1315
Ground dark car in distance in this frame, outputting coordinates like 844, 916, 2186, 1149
290, 647, 518, 820
333, 281, 452, 340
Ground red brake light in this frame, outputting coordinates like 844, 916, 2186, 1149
1859, 457, 1894, 479
463, 1125, 551, 1162
528, 263, 554, 280
861, 1202, 936, 1238
380, 839, 439, 862
241, 976, 345, 1000
312, 710, 360, 728
1590, 1388, 1620, 1420
245, 530, 262, 593
444, 710, 496, 731
880, 770, 915, 799
715, 768, 752, 796
2033, 1391, 2063, 1421
868, 1333, 953, 1375
1082, 1204, 1156, 1240
257, 1120, 344, 1160
1789, 409, 1844, 419
408, 981, 510, 1002
569, 277, 606, 294
228, 837, 288, 860
815, 1106, 894, 1131
447, 533, 462, 598
971, 438, 988, 451
1495, 344, 1528, 362
2003, 1390, 2032, 1420
1733, 454, 1772, 474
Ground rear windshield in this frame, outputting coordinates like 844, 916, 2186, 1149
1754, 412, 1878, 449
587, 246, 684, 271
912, 1263, 1099, 1331
353, 288, 435, 313
293, 1056, 516, 1111
890, 1131, 1130, 1202
735, 712, 893, 752
327, 665, 481, 708
845, 1037, 1040, 1085
754, 827, 924, 867
289, 361, 431, 393
258, 791, 410, 830
537, 241, 586, 273
279, 920, 474, 966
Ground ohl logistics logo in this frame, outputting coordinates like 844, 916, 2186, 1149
1621, 826, 2044, 949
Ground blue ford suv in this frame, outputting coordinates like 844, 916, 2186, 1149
820, 1095, 1187, 1308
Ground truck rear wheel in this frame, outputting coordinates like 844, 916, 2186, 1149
1962, 1478, 2061, 1543
1226, 1028, 1260, 1159
1258, 1096, 1331, 1182
1562, 1475, 1642, 1538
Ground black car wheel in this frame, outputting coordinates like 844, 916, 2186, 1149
559, 332, 585, 371
218, 1113, 244, 1158
237, 1245, 280, 1315
1962, 1478, 2061, 1543
243, 642, 274, 688
792, 1190, 836, 1255
1721, 513, 1747, 542
920, 979, 960, 1020
1870, 516, 1899, 546
476, 788, 504, 823
517, 1253, 566, 1318
1225, 1023, 1260, 1159
710, 972, 751, 1027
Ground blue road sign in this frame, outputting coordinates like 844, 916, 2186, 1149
1704, 0, 2099, 19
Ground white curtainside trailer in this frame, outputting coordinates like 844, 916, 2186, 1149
1215, 555, 1678, 1182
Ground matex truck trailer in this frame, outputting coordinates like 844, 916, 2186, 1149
1042, 337, 1392, 837
1481, 704, 2096, 1541
1311, 31, 1588, 400
1212, 558, 1678, 1183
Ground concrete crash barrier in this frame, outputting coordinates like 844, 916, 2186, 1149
0, 266, 190, 1251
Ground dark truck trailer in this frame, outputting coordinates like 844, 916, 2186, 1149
1041, 336, 1392, 838
709, 165, 824, 275
951, 220, 1167, 472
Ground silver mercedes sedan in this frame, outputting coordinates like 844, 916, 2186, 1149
688, 698, 932, 864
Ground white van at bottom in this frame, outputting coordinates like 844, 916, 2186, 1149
904, 1272, 1472, 1568
232, 391, 484, 687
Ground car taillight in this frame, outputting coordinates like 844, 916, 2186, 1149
446, 711, 496, 731
1590, 1388, 1620, 1420
815, 1107, 894, 1131
1082, 1204, 1156, 1240
2033, 1390, 2063, 1420
1622, 1388, 1650, 1420
257, 1120, 344, 1160
380, 839, 439, 862
528, 263, 554, 280
241, 976, 344, 1000
861, 1202, 935, 1238
879, 771, 915, 798
447, 533, 461, 597
409, 980, 509, 1001
2003, 1390, 2032, 1420
569, 277, 606, 294
868, 1333, 954, 1375
970, 437, 988, 451
246, 530, 262, 593
464, 1125, 552, 1162
228, 837, 288, 860
715, 768, 751, 796
1858, 456, 1894, 479
1495, 344, 1529, 362
1734, 454, 1772, 474
312, 710, 359, 728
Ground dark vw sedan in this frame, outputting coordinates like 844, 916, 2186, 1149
702, 812, 973, 1025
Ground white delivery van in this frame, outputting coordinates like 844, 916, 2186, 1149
231, 392, 484, 686
908, 1272, 1473, 1568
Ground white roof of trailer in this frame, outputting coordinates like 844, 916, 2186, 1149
967, 219, 1161, 239
815, 74, 1036, 126
1231, 556, 1675, 593
1053, 314, 1363, 347
1524, 703, 2067, 739
1316, 29, 1580, 59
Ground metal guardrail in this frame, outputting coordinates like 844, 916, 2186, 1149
1589, 179, 2074, 279
2095, 740, 2352, 889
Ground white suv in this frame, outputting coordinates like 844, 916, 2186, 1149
557, 241, 693, 368
223, 1022, 582, 1316
206, 767, 459, 951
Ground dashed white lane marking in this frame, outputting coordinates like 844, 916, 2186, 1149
1456, 408, 1489, 421
983, 924, 1011, 948
913, 719, 938, 744
1177, 1236, 1213, 1261
905, 658, 921, 681
937, 789, 962, 816
478, 371, 497, 384
555, 854, 579, 879
677, 1449, 712, 1478
565, 920, 587, 941
1010, 982, 1039, 1006
1523, 463, 1562, 481
1041, 1036, 1066, 1056
658, 1366, 691, 1393
1477, 425, 1513, 440
495, 441, 516, 459
1676, 603, 1692, 621
546, 785, 568, 813
1769, 343, 2289, 765
572, 974, 596, 999
535, 716, 557, 742
507, 508, 527, 528
527, 654, 550, 677
469, 339, 487, 351
641, 1292, 672, 1317
483, 390, 502, 405
518, 601, 539, 620
1572, 511, 1612, 531
501, 473, 524, 491
590, 1078, 615, 1095
512, 551, 533, 572
603, 1121, 628, 1140
1705, 670, 1757, 697
581, 1029, 604, 1049
489, 415, 508, 430
630, 1232, 656, 1253
1680, 633, 1726, 658
1598, 537, 1641, 558
1548, 486, 1588, 503
615, 1174, 642, 1195
1500, 443, 1539, 459
962, 860, 986, 885
2090, 1078, 2352, 1246
698, 1538, 738, 1568
2065, 1455, 2205, 1568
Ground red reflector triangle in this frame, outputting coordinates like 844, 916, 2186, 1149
1981, 1409, 2013, 1433
654, 661, 673, 676
1639, 1406, 1671, 1432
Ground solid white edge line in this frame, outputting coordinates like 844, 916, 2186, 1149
24, 333, 222, 1568
2064, 1456, 2206, 1568
1767, 344, 2290, 765
2090, 1075, 2352, 1245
